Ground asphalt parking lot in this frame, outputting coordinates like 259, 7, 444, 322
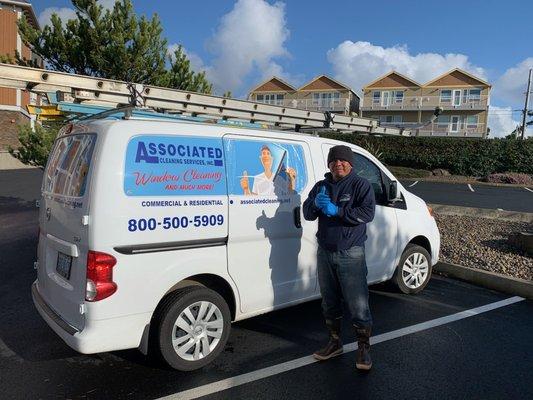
401, 180, 533, 213
0, 169, 532, 399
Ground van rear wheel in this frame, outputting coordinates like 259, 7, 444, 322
156, 286, 231, 371
393, 244, 432, 294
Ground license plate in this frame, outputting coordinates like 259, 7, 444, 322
56, 252, 72, 280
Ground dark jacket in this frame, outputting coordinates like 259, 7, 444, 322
303, 171, 375, 251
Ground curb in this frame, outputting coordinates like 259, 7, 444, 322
414, 177, 530, 188
434, 262, 533, 300
429, 203, 533, 223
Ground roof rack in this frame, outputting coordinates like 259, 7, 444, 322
0, 63, 410, 136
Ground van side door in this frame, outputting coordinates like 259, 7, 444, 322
223, 135, 317, 314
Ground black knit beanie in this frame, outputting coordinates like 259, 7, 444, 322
327, 145, 354, 166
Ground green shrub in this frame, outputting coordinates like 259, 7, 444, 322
9, 123, 60, 168
319, 134, 533, 176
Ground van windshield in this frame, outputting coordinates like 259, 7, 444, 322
43, 134, 96, 197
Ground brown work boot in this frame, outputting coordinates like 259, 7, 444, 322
313, 319, 343, 361
355, 327, 372, 371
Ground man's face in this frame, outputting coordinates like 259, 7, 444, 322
260, 149, 272, 170
329, 159, 352, 181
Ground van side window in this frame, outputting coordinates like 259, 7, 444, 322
352, 152, 386, 205
44, 134, 96, 197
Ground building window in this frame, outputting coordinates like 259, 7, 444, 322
466, 115, 478, 128
394, 91, 404, 104
313, 92, 341, 107
379, 115, 402, 123
437, 115, 451, 128
372, 91, 381, 104
469, 89, 481, 100
440, 90, 452, 103
381, 91, 392, 106
256, 94, 284, 105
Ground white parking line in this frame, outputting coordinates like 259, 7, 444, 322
159, 296, 524, 400
408, 181, 419, 187
468, 184, 475, 192
524, 187, 533, 193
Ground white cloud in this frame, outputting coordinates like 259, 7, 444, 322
327, 41, 487, 93
487, 106, 524, 138
38, 1, 114, 28
38, 7, 77, 27
205, 0, 291, 94
493, 58, 533, 107
98, 0, 117, 10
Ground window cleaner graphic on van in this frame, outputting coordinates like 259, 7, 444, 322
240, 145, 296, 196
225, 139, 307, 196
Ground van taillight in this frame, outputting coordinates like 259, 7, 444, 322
86, 251, 117, 302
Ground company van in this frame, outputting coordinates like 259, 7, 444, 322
32, 118, 440, 370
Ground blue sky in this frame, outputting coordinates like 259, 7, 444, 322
29, 0, 533, 136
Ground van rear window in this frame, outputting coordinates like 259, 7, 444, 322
43, 134, 96, 197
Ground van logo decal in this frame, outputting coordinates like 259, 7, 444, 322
134, 140, 223, 166
124, 136, 227, 196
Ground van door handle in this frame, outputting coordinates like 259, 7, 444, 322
293, 206, 302, 229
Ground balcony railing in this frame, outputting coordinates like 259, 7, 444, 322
254, 98, 352, 113
361, 94, 489, 111
379, 122, 487, 137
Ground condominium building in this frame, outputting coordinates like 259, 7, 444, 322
360, 69, 491, 137
248, 75, 360, 115
0, 0, 41, 154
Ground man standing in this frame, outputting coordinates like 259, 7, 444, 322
303, 145, 375, 371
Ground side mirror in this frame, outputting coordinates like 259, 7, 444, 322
388, 181, 398, 201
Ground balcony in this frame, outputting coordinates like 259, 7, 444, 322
361, 94, 489, 111
255, 98, 352, 114
379, 122, 487, 138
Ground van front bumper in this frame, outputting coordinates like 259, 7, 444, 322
32, 280, 151, 354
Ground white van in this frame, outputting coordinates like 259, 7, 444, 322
32, 118, 439, 371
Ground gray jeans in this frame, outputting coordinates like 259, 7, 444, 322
317, 245, 373, 329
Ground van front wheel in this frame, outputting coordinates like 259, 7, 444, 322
393, 244, 432, 294
156, 286, 231, 371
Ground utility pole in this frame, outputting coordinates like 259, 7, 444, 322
521, 68, 532, 139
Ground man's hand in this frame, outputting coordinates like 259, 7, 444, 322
287, 167, 296, 191
240, 170, 251, 195
322, 201, 338, 217
315, 186, 329, 208
315, 186, 338, 217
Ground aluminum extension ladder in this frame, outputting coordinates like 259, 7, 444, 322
0, 63, 410, 136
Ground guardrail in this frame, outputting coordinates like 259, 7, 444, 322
361, 95, 489, 111
379, 121, 487, 137
254, 98, 352, 114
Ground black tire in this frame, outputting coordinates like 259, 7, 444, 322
392, 244, 432, 294
155, 286, 231, 371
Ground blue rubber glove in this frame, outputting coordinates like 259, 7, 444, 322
315, 187, 338, 217
314, 186, 330, 208
322, 201, 338, 217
